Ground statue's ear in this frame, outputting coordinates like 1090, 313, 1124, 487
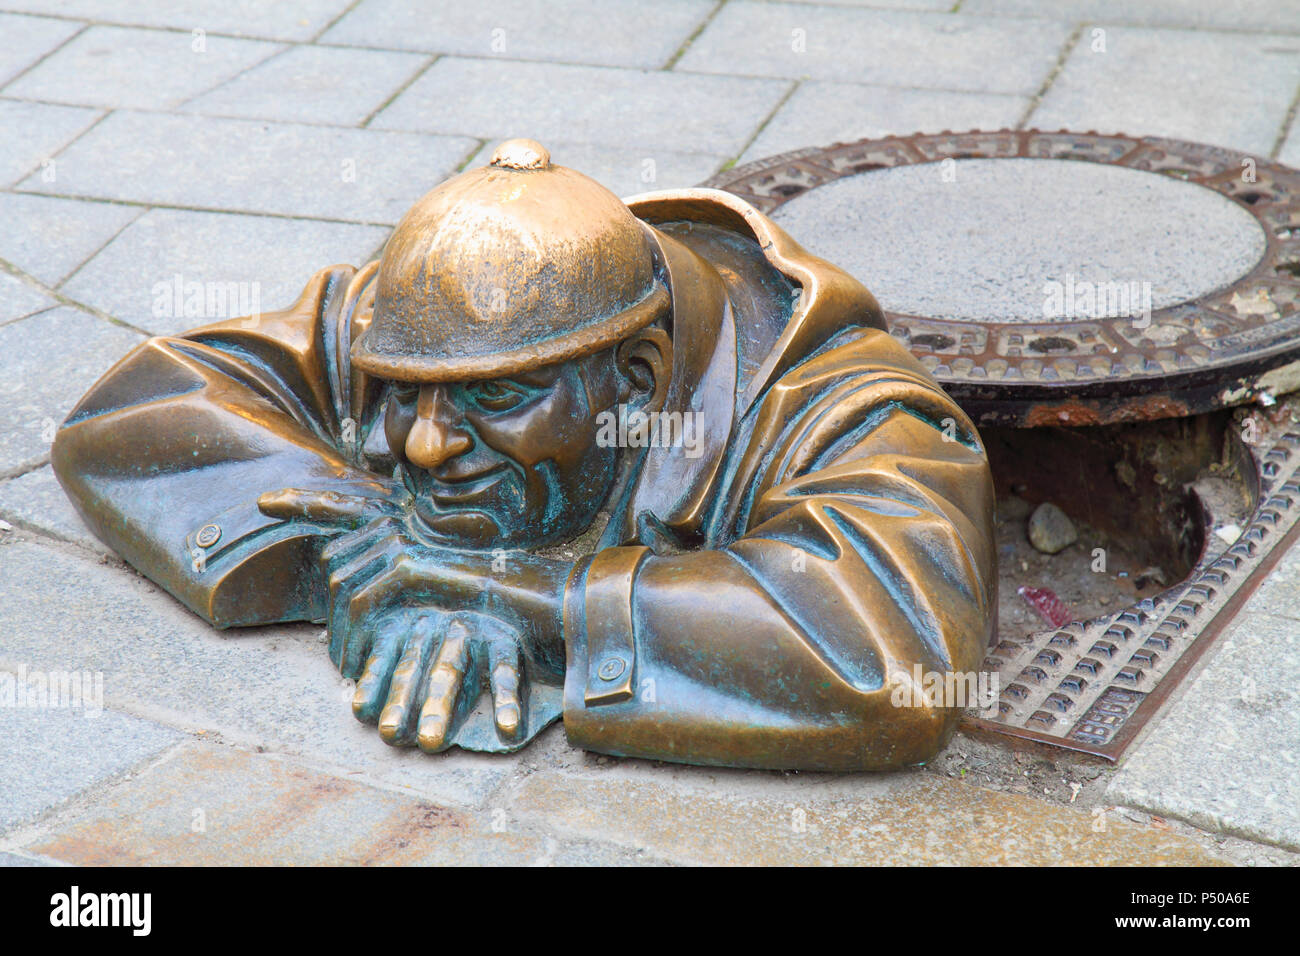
615, 327, 673, 415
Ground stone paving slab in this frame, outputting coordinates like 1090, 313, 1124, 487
739, 81, 1029, 163
504, 763, 1231, 865
0, 851, 56, 866
182, 44, 430, 126
0, 0, 357, 42
1239, 540, 1300, 624
675, 1, 1074, 96
0, 465, 109, 553
0, 12, 81, 86
18, 110, 478, 224
963, 0, 1300, 33
321, 0, 716, 70
3, 25, 283, 110
60, 207, 388, 336
1030, 26, 1300, 156
0, 270, 57, 325
464, 139, 727, 201
0, 307, 143, 473
786, 0, 953, 8
17, 742, 656, 865
370, 57, 791, 156
1108, 610, 1300, 851
0, 540, 518, 808
0, 704, 181, 832
0, 193, 141, 287
0, 99, 100, 188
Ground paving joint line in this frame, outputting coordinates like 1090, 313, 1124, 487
662, 0, 727, 71
1270, 79, 1300, 159
0, 254, 151, 336
360, 53, 440, 128
724, 78, 801, 169
0, 17, 89, 94
1015, 21, 1085, 129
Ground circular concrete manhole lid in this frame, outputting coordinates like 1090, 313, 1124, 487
705, 130, 1300, 426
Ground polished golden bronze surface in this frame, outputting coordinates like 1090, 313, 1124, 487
52, 139, 996, 771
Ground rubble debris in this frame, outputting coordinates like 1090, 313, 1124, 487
1017, 585, 1073, 628
1027, 502, 1078, 554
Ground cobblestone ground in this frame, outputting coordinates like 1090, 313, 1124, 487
0, 0, 1297, 866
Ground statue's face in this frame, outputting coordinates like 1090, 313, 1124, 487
382, 350, 623, 549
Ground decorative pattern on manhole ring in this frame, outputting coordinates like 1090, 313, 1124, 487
704, 130, 1300, 427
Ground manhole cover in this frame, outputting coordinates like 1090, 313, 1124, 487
705, 130, 1300, 427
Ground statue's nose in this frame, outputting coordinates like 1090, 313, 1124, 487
405, 385, 472, 469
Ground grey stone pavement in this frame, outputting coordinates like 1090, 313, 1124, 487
0, 0, 1298, 865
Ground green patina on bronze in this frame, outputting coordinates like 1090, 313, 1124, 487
51, 139, 997, 771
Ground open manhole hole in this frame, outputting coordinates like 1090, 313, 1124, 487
708, 130, 1300, 760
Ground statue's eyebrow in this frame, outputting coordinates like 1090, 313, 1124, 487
506, 366, 562, 387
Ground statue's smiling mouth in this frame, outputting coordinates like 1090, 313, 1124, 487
419, 463, 508, 505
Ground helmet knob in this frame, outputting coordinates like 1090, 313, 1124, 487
489, 138, 551, 171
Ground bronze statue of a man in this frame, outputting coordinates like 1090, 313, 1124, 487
52, 139, 996, 771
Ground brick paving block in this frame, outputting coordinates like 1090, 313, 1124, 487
964, 0, 1300, 33
0, 542, 517, 808
0, 270, 58, 325
18, 110, 478, 224
740, 81, 1029, 163
0, 12, 81, 86
0, 307, 143, 473
675, 1, 1073, 96
183, 44, 430, 126
506, 764, 1231, 864
463, 139, 727, 199
1108, 610, 1300, 851
0, 0, 356, 42
61, 207, 388, 335
371, 57, 790, 156
4, 25, 283, 110
0, 705, 181, 832
0, 464, 109, 554
0, 193, 141, 287
322, 0, 716, 69
1030, 26, 1300, 155
0, 99, 100, 188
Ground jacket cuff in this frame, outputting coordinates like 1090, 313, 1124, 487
563, 545, 651, 733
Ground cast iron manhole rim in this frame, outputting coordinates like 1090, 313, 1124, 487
705, 129, 1300, 428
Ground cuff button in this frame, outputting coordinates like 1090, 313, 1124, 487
597, 657, 627, 682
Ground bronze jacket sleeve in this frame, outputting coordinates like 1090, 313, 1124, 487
51, 266, 394, 628
562, 327, 997, 771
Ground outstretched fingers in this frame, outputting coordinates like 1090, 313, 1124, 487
489, 639, 524, 742
377, 617, 437, 745
351, 617, 404, 723
417, 620, 471, 753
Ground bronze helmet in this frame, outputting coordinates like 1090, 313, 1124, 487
352, 139, 669, 382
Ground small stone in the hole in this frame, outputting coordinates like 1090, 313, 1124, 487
1028, 502, 1078, 554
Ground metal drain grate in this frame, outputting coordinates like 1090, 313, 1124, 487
969, 425, 1300, 759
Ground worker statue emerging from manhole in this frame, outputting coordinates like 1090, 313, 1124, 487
52, 139, 996, 771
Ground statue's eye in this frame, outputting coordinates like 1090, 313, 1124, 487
464, 380, 528, 412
